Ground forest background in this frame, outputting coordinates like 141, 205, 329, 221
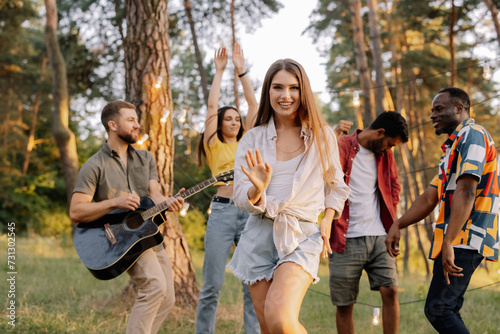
1, 0, 500, 331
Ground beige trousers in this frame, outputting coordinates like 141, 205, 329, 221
126, 245, 175, 334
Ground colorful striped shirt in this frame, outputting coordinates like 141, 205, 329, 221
429, 118, 499, 261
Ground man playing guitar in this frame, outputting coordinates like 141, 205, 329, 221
70, 100, 184, 334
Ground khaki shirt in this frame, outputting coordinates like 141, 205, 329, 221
73, 142, 159, 202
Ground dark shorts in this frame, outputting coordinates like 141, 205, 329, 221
328, 235, 398, 306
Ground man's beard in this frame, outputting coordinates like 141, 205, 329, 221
434, 128, 445, 136
369, 138, 384, 155
118, 132, 138, 144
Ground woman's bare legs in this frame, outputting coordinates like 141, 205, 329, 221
249, 262, 313, 334
249, 279, 273, 333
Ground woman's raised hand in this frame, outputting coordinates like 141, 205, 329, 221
232, 42, 245, 75
241, 149, 272, 194
214, 46, 228, 71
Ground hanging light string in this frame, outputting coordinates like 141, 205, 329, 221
327, 56, 500, 96
166, 59, 499, 220
400, 165, 437, 175
404, 91, 500, 131
307, 279, 500, 308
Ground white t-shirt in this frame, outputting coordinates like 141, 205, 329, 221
267, 153, 304, 201
347, 145, 386, 238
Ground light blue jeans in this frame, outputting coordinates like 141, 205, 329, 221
195, 199, 260, 334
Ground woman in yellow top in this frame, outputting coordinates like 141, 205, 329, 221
195, 42, 259, 334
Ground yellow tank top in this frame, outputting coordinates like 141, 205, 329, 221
204, 137, 238, 186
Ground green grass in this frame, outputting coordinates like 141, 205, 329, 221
1, 235, 500, 333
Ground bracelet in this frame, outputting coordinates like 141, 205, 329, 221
238, 71, 247, 78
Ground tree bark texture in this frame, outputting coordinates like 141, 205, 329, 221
349, 0, 374, 124
484, 0, 500, 49
183, 0, 209, 105
44, 0, 79, 205
124, 0, 199, 308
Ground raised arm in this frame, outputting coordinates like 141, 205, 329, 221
205, 46, 228, 146
232, 42, 257, 130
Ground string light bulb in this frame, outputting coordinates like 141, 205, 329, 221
180, 203, 190, 217
353, 91, 361, 107
137, 134, 149, 145
372, 307, 380, 326
207, 205, 212, 215
160, 109, 170, 123
155, 75, 163, 89
179, 108, 187, 124
483, 63, 492, 80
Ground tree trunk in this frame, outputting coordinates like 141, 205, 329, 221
414, 221, 431, 277
230, 0, 240, 110
3, 86, 13, 147
384, 0, 405, 114
44, 0, 79, 205
366, 0, 385, 114
402, 188, 410, 274
17, 100, 23, 125
349, 0, 374, 124
22, 58, 47, 182
484, 0, 500, 49
449, 0, 457, 86
113, 0, 126, 43
398, 146, 430, 275
407, 70, 434, 243
183, 0, 209, 105
467, 58, 473, 94
125, 0, 199, 308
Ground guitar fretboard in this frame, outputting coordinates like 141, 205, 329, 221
179, 177, 217, 199
140, 171, 232, 221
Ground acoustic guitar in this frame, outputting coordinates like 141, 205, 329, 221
74, 170, 234, 280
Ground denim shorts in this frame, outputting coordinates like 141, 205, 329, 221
329, 235, 397, 306
227, 214, 323, 285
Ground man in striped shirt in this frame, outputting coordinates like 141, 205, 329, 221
386, 87, 499, 333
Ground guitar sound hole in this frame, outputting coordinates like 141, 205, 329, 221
124, 213, 145, 230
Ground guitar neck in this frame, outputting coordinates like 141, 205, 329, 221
140, 176, 220, 220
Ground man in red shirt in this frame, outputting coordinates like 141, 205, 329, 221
330, 111, 408, 334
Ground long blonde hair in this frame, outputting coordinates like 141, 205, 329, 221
255, 59, 337, 184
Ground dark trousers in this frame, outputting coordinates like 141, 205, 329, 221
424, 248, 484, 333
